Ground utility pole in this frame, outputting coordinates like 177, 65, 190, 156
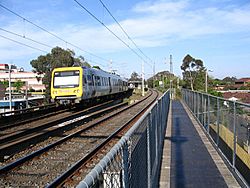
109, 60, 112, 73
205, 70, 213, 93
170, 54, 173, 75
25, 81, 28, 108
170, 55, 173, 99
205, 70, 208, 93
153, 62, 155, 88
142, 61, 145, 96
8, 64, 12, 112
177, 77, 180, 89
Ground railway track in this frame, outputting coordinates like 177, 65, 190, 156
0, 90, 159, 187
0, 103, 59, 125
0, 98, 115, 130
0, 99, 125, 162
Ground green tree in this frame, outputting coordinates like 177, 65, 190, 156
30, 46, 77, 100
74, 55, 91, 68
0, 79, 8, 88
129, 72, 141, 81
13, 80, 25, 93
181, 54, 205, 91
92, 65, 101, 69
222, 76, 237, 84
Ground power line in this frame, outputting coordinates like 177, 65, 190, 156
0, 27, 53, 48
73, 0, 151, 67
98, 0, 153, 65
0, 3, 118, 65
0, 4, 67, 43
0, 34, 48, 53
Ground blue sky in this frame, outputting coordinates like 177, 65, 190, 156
0, 0, 250, 79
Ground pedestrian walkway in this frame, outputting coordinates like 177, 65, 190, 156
159, 100, 240, 187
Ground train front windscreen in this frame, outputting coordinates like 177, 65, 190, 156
53, 70, 80, 88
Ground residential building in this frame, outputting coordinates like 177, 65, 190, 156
0, 63, 45, 92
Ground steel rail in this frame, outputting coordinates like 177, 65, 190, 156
0, 100, 126, 160
0, 105, 68, 131
0, 100, 115, 143
47, 90, 158, 187
0, 91, 153, 176
0, 103, 56, 117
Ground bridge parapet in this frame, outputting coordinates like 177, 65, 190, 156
77, 91, 170, 188
182, 89, 250, 186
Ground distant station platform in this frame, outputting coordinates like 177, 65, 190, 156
159, 100, 240, 187
0, 96, 44, 113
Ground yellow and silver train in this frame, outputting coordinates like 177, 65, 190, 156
51, 66, 128, 104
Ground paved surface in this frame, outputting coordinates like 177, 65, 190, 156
160, 100, 240, 188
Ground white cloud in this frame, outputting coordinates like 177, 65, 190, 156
1, 0, 250, 72
132, 0, 188, 14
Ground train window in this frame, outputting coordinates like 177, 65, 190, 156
97, 76, 100, 86
55, 71, 79, 77
53, 70, 80, 88
87, 75, 93, 86
101, 77, 103, 86
94, 76, 101, 86
83, 76, 87, 84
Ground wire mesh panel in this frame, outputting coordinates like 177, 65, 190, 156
209, 95, 219, 144
235, 102, 250, 182
129, 117, 149, 188
181, 89, 250, 186
77, 91, 170, 188
103, 153, 123, 188
216, 98, 233, 164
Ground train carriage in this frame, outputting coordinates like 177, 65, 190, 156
51, 66, 128, 104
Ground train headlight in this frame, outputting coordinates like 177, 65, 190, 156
74, 89, 80, 93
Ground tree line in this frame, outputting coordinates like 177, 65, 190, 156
30, 46, 91, 99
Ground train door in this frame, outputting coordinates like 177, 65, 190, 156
91, 74, 96, 96
85, 70, 94, 98
108, 77, 112, 93
82, 70, 88, 99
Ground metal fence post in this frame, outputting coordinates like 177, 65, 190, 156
201, 93, 204, 125
233, 102, 236, 169
204, 95, 207, 128
196, 93, 200, 120
194, 92, 196, 115
207, 96, 210, 134
216, 97, 220, 146
194, 93, 197, 116
189, 90, 191, 108
122, 141, 130, 188
185, 90, 187, 105
188, 90, 191, 108
147, 113, 152, 188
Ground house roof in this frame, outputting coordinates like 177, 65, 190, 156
223, 92, 250, 104
235, 78, 250, 83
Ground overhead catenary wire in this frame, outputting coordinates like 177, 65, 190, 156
98, 0, 153, 66
73, 0, 151, 67
0, 27, 107, 68
0, 27, 53, 48
0, 34, 48, 53
0, 3, 120, 66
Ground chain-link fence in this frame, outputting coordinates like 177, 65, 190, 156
182, 89, 250, 186
77, 91, 170, 188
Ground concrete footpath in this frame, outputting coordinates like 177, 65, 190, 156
159, 100, 240, 188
